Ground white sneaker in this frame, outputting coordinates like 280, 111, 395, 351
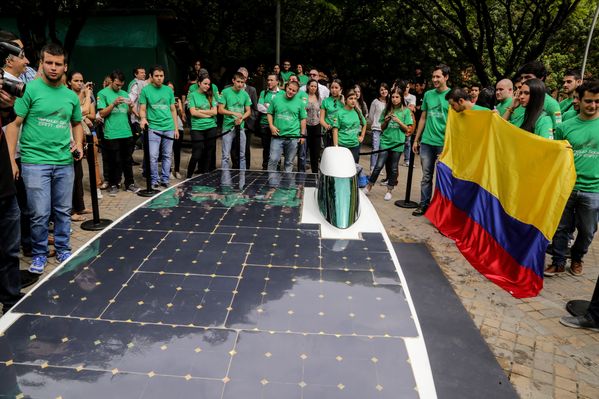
363, 185, 371, 195
96, 188, 103, 199
384, 192, 392, 201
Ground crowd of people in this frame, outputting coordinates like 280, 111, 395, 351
0, 30, 598, 331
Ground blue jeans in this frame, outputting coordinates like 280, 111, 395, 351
148, 129, 174, 185
298, 139, 307, 172
222, 127, 246, 170
370, 150, 401, 187
21, 163, 74, 256
419, 143, 444, 207
0, 195, 21, 308
552, 190, 599, 266
269, 137, 298, 172
370, 129, 381, 171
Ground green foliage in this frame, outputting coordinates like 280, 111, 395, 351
1, 0, 596, 97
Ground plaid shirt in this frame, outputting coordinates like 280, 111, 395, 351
19, 66, 37, 83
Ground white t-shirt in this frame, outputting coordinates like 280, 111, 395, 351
368, 98, 386, 131
300, 83, 330, 100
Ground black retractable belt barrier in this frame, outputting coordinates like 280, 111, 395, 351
81, 133, 113, 231
395, 135, 419, 209
138, 126, 160, 197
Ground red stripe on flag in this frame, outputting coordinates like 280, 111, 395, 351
426, 189, 543, 298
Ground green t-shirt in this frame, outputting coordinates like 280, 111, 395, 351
333, 107, 366, 148
97, 87, 132, 139
188, 91, 217, 131
544, 93, 562, 127
379, 107, 413, 153
218, 87, 252, 132
562, 108, 578, 122
559, 98, 574, 114
14, 79, 82, 165
297, 74, 309, 87
296, 91, 308, 107
280, 71, 294, 84
321, 96, 342, 127
139, 84, 175, 131
187, 83, 220, 101
258, 89, 283, 125
554, 116, 599, 192
472, 104, 490, 111
421, 88, 451, 146
509, 110, 553, 139
267, 93, 307, 137
496, 97, 513, 117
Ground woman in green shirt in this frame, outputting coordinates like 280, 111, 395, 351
320, 79, 344, 147
505, 78, 553, 139
332, 87, 367, 163
186, 73, 218, 177
364, 87, 413, 201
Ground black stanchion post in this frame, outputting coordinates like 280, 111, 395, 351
81, 133, 113, 231
395, 135, 419, 209
138, 126, 160, 197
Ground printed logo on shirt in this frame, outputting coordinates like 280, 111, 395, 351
151, 98, 170, 111
37, 108, 70, 129
427, 103, 446, 119
275, 110, 296, 123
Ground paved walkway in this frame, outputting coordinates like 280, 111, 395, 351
12, 137, 599, 399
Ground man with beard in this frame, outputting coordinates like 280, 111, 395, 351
560, 69, 582, 114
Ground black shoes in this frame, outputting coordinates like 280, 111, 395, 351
20, 270, 40, 288
412, 206, 428, 217
560, 314, 599, 332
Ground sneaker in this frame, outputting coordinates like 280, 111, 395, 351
412, 206, 427, 217
151, 183, 161, 190
569, 260, 583, 276
544, 263, 565, 276
384, 192, 392, 201
56, 251, 72, 263
173, 171, 182, 179
29, 255, 47, 274
108, 185, 119, 196
380, 178, 388, 186
363, 184, 372, 195
99, 182, 110, 190
96, 188, 103, 199
357, 175, 369, 188
559, 315, 599, 332
160, 182, 169, 188
125, 184, 140, 193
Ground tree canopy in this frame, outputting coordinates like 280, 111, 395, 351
0, 0, 597, 92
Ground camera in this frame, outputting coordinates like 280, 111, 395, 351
0, 41, 26, 97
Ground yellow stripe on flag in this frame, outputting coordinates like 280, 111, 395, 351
439, 109, 576, 239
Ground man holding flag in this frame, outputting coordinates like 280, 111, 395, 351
546, 81, 599, 278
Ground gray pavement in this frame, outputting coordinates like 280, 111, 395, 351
11, 136, 599, 398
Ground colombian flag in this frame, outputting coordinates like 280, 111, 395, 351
426, 109, 576, 298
